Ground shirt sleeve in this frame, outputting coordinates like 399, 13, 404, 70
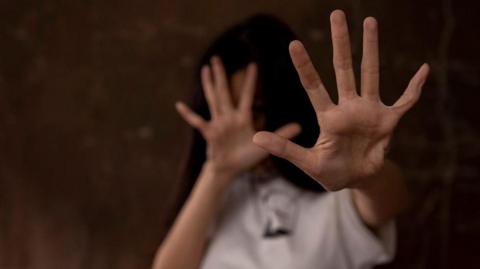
333, 189, 396, 269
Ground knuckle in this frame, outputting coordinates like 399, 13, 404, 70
334, 60, 352, 70
361, 66, 379, 75
302, 72, 321, 90
237, 114, 249, 125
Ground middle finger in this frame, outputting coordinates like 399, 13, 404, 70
330, 10, 357, 101
211, 56, 234, 113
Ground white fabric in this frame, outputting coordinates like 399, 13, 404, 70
200, 174, 396, 269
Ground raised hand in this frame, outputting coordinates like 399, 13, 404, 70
176, 57, 301, 178
253, 10, 429, 191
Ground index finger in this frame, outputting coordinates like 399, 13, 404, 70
289, 40, 334, 114
211, 56, 234, 113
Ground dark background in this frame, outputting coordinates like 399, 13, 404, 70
0, 0, 479, 268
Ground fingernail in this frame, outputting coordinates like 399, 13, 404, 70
423, 63, 430, 71
364, 17, 377, 30
211, 55, 220, 64
289, 40, 304, 53
253, 132, 269, 146
331, 10, 346, 24
420, 63, 430, 86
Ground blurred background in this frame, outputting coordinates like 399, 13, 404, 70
0, 0, 479, 268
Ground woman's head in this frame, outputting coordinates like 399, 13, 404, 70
181, 14, 324, 199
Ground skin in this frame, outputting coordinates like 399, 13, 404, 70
152, 10, 429, 269
152, 57, 300, 269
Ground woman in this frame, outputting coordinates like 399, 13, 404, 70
153, 10, 429, 269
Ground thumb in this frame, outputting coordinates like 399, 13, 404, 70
252, 123, 309, 169
273, 122, 302, 139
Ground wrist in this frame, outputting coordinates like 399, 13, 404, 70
350, 160, 398, 194
203, 160, 238, 177
200, 161, 236, 189
350, 160, 390, 192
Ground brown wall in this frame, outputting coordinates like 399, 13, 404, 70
0, 0, 479, 268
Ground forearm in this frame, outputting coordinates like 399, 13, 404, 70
152, 163, 233, 269
351, 160, 409, 229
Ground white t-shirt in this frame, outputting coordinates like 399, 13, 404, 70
200, 173, 396, 269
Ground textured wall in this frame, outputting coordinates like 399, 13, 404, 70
0, 0, 478, 268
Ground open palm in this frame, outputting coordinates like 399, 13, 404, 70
176, 57, 300, 178
253, 10, 429, 191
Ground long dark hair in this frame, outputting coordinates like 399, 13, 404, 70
174, 14, 324, 216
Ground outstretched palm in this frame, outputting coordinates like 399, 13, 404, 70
253, 10, 429, 191
176, 57, 300, 178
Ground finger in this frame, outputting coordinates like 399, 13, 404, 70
201, 66, 219, 118
175, 101, 207, 130
330, 10, 357, 101
361, 17, 380, 100
211, 56, 234, 113
253, 130, 311, 171
273, 122, 302, 139
239, 63, 258, 112
392, 63, 430, 115
289, 40, 334, 113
